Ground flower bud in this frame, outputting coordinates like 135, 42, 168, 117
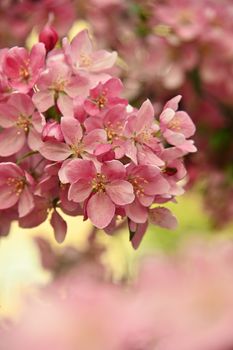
42, 121, 64, 142
39, 25, 58, 52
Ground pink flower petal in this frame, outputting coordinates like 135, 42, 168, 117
143, 174, 170, 195
9, 93, 34, 116
39, 141, 71, 161
0, 185, 18, 209
64, 159, 96, 183
30, 43, 46, 73
68, 180, 92, 202
135, 99, 154, 132
90, 50, 117, 72
131, 221, 148, 249
18, 187, 34, 217
28, 128, 43, 151
50, 210, 67, 243
0, 127, 25, 156
101, 160, 126, 181
125, 199, 148, 223
84, 129, 107, 153
0, 103, 18, 127
106, 180, 134, 205
64, 74, 89, 98
0, 163, 24, 184
61, 117, 83, 145
57, 94, 74, 117
70, 29, 93, 57
87, 192, 115, 228
149, 207, 178, 229
164, 95, 182, 111
32, 91, 54, 112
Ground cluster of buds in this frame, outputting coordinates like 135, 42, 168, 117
0, 29, 196, 247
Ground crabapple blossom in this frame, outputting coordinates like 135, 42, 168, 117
65, 159, 135, 228
3, 43, 46, 93
0, 162, 34, 217
84, 78, 127, 116
63, 29, 117, 75
0, 28, 196, 247
0, 93, 45, 156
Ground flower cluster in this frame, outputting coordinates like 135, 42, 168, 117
2, 239, 233, 350
73, 0, 233, 226
0, 1, 232, 227
0, 29, 196, 247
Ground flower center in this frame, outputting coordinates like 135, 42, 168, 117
135, 130, 152, 144
168, 118, 181, 131
16, 115, 31, 132
129, 175, 148, 196
52, 78, 66, 92
95, 94, 108, 109
19, 66, 30, 81
105, 121, 123, 142
92, 173, 106, 193
7, 177, 25, 196
70, 143, 84, 157
79, 53, 92, 68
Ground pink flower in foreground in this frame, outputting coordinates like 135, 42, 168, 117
32, 61, 89, 114
64, 159, 135, 228
3, 43, 46, 93
0, 162, 34, 217
84, 77, 127, 116
160, 95, 196, 152
63, 29, 117, 76
40, 117, 106, 162
124, 99, 164, 166
125, 164, 170, 224
0, 93, 45, 156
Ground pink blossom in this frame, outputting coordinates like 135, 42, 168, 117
125, 164, 170, 224
32, 61, 89, 114
3, 43, 46, 93
84, 77, 127, 116
0, 93, 45, 156
84, 104, 127, 159
62, 29, 117, 84
0, 162, 34, 217
64, 159, 135, 228
40, 117, 107, 162
160, 96, 196, 152
124, 99, 164, 166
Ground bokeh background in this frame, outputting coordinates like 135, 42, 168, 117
0, 0, 233, 338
